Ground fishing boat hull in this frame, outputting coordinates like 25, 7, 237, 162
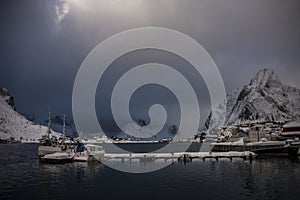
73, 155, 92, 162
211, 142, 300, 156
38, 145, 63, 158
40, 152, 74, 163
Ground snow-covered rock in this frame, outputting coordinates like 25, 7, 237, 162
0, 88, 15, 109
205, 68, 300, 131
205, 88, 241, 130
0, 88, 60, 140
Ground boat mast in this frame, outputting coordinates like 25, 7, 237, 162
47, 112, 51, 138
63, 114, 66, 138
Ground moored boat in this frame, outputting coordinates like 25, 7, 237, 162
40, 152, 74, 163
38, 113, 77, 158
38, 113, 61, 158
211, 138, 300, 156
74, 144, 105, 162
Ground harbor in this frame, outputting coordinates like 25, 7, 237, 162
35, 114, 300, 164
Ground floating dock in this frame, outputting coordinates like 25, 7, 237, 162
102, 151, 256, 162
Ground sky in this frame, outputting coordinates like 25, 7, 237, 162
0, 0, 300, 134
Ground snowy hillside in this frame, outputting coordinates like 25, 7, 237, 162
0, 88, 60, 140
205, 68, 300, 131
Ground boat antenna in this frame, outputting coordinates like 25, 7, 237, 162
63, 114, 66, 138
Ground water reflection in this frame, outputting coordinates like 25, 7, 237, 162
236, 157, 300, 199
38, 161, 104, 181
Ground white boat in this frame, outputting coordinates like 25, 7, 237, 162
38, 112, 61, 158
40, 152, 74, 163
74, 144, 105, 162
38, 145, 63, 157
38, 113, 77, 158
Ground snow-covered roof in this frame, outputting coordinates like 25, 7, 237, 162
283, 121, 300, 128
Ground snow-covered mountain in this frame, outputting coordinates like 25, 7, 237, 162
205, 68, 300, 131
0, 88, 60, 140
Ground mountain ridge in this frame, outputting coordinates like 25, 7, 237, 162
0, 88, 60, 140
205, 68, 300, 131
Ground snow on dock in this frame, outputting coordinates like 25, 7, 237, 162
102, 151, 256, 162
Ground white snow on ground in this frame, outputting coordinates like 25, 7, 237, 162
0, 90, 60, 140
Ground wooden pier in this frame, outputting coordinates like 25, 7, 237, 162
102, 151, 256, 162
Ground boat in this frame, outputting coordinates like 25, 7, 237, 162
210, 138, 300, 156
38, 144, 63, 158
38, 113, 61, 158
40, 152, 74, 163
38, 113, 76, 158
74, 144, 105, 162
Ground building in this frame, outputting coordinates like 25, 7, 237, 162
279, 121, 300, 139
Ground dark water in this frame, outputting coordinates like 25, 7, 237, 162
1, 144, 300, 200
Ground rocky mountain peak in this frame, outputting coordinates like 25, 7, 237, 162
205, 68, 300, 131
249, 68, 282, 89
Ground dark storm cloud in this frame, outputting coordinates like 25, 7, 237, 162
95, 49, 210, 135
0, 0, 299, 130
